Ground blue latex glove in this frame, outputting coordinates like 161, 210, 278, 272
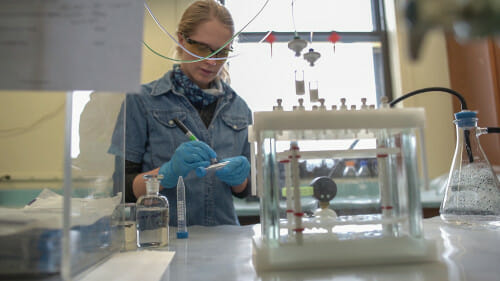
215, 156, 250, 187
159, 141, 216, 188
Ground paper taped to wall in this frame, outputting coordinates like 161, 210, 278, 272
0, 0, 144, 92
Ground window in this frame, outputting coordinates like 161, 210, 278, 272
71, 91, 92, 158
225, 0, 391, 112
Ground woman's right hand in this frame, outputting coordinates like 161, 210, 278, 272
159, 141, 216, 188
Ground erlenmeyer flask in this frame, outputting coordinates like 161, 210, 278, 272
440, 110, 500, 225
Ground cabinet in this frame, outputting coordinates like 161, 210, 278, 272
446, 37, 500, 166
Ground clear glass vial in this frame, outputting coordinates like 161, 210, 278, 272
356, 160, 371, 177
342, 160, 357, 178
136, 174, 169, 248
295, 70, 305, 95
440, 110, 500, 225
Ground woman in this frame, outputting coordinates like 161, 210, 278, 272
110, 0, 252, 226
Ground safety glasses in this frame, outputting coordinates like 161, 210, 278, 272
182, 34, 232, 60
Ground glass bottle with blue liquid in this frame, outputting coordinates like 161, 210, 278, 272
136, 174, 169, 248
356, 160, 371, 178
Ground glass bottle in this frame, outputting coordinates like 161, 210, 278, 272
440, 110, 500, 225
342, 160, 357, 178
136, 174, 169, 248
356, 160, 371, 177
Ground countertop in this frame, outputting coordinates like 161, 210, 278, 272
158, 217, 499, 281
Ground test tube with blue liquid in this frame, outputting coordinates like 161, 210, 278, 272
176, 176, 188, 239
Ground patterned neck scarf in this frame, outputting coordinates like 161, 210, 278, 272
171, 64, 224, 109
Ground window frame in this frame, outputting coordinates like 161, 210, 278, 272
224, 0, 393, 105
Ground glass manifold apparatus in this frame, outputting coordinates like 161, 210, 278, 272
249, 104, 437, 271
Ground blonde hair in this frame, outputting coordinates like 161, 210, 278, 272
176, 0, 234, 83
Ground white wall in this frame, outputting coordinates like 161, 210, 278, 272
385, 0, 456, 179
0, 0, 186, 180
0, 91, 65, 179
140, 0, 198, 83
0, 0, 456, 181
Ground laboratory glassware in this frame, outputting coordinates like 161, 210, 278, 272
303, 48, 321, 66
114, 203, 137, 251
249, 105, 436, 271
288, 36, 308, 56
176, 176, 188, 239
440, 110, 500, 225
294, 70, 305, 95
342, 160, 357, 178
356, 160, 371, 177
195, 161, 229, 177
309, 81, 319, 102
136, 174, 169, 248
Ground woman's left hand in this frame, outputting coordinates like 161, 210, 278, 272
215, 156, 250, 187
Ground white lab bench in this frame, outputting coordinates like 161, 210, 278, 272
12, 216, 498, 280
157, 217, 499, 281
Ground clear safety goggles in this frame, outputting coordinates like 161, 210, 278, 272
182, 34, 232, 61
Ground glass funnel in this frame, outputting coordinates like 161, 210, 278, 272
440, 110, 500, 225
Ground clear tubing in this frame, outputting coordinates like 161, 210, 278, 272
250, 143, 257, 196
195, 161, 229, 177
284, 162, 293, 236
176, 176, 188, 239
406, 132, 423, 237
143, 0, 270, 62
291, 0, 298, 36
143, 2, 227, 61
259, 31, 273, 43
418, 128, 430, 192
290, 142, 303, 244
377, 136, 393, 236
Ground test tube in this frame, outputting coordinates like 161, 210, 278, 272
176, 176, 188, 239
295, 70, 305, 95
309, 81, 319, 102
195, 161, 229, 177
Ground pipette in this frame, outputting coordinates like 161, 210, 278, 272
195, 161, 229, 177
176, 176, 188, 239
172, 118, 198, 141
173, 118, 217, 164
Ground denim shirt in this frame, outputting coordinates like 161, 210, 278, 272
110, 70, 252, 226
